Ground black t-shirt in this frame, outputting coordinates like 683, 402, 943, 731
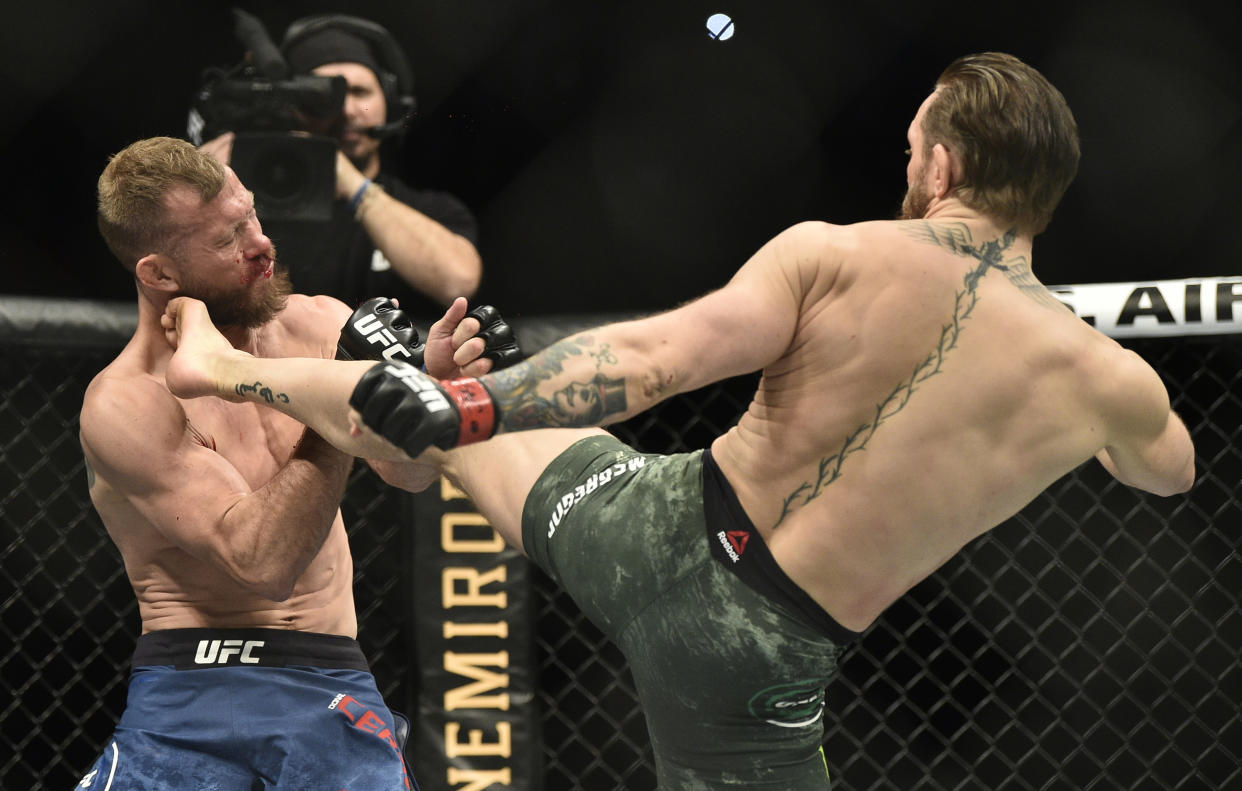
264, 173, 479, 322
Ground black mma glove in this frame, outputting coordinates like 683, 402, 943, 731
337, 297, 425, 367
350, 362, 499, 456
466, 305, 522, 369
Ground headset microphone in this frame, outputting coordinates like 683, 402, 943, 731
362, 120, 408, 139
281, 14, 417, 140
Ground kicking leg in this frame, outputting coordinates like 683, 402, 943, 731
439, 428, 608, 553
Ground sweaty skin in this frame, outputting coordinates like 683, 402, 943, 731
155, 66, 1196, 791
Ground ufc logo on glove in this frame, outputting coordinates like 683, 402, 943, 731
351, 314, 414, 361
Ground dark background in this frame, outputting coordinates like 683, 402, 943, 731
1, 0, 1239, 317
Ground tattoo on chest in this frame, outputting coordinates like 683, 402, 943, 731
489, 335, 629, 430
775, 223, 1039, 526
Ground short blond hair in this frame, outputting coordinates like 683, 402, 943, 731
96, 137, 226, 271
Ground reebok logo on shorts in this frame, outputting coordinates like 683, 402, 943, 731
727, 530, 749, 556
715, 530, 750, 563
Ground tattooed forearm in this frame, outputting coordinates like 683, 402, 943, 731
485, 333, 632, 431
591, 343, 618, 369
496, 373, 629, 431
489, 334, 597, 393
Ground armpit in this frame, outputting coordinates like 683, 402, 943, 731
187, 420, 217, 451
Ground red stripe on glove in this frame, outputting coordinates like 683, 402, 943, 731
444, 378, 496, 446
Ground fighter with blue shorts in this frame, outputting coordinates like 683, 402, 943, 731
79, 629, 414, 791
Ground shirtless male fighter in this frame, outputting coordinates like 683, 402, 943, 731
77, 136, 511, 790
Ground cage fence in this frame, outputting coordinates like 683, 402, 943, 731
1, 301, 1238, 790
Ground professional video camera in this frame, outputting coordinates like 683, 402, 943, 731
187, 9, 343, 221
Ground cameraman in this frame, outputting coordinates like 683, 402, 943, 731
201, 14, 481, 316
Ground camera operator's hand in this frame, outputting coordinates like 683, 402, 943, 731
335, 151, 369, 201
199, 132, 235, 166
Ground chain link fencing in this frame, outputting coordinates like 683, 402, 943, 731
1, 298, 1238, 790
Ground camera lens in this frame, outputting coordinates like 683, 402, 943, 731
253, 146, 309, 201
230, 132, 336, 221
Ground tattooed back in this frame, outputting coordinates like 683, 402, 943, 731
709, 218, 1176, 632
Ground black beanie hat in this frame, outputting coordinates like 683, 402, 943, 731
284, 27, 383, 77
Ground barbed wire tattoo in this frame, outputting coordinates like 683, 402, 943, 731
775, 223, 1020, 526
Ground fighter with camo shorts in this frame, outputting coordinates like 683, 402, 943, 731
520, 433, 855, 787
342, 369, 857, 788
160, 52, 1194, 789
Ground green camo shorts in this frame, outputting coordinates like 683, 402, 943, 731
522, 433, 854, 789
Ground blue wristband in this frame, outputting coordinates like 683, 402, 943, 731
348, 179, 372, 214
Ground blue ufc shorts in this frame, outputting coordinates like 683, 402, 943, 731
77, 628, 416, 791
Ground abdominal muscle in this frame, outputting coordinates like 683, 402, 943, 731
108, 506, 359, 637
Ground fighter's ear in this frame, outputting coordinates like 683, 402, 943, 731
135, 253, 181, 293
929, 143, 962, 199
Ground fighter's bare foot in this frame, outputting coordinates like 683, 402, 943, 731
163, 297, 249, 401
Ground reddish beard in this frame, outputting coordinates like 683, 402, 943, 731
179, 254, 292, 330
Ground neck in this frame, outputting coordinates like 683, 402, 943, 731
137, 290, 260, 354
923, 201, 1033, 246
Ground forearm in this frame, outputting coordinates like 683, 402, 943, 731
481, 324, 680, 433
221, 429, 354, 600
355, 187, 482, 305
